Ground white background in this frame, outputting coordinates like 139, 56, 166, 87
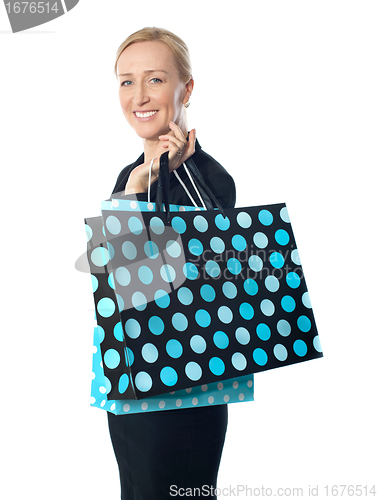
1, 1, 377, 498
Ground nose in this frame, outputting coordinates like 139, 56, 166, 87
132, 81, 150, 107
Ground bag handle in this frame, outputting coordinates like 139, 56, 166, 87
152, 151, 226, 224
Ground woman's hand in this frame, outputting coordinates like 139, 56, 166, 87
124, 123, 196, 195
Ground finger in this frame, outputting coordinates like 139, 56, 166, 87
158, 134, 186, 153
169, 121, 186, 141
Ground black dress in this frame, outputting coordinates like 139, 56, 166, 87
107, 138, 236, 500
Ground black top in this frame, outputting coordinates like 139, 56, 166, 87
111, 138, 236, 210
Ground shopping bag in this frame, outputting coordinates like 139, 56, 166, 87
85, 152, 323, 401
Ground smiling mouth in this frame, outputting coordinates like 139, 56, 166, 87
134, 110, 158, 118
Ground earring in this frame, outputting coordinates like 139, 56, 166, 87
184, 101, 190, 108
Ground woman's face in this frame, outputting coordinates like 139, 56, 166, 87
117, 41, 192, 141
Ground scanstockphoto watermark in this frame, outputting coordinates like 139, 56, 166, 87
170, 484, 305, 497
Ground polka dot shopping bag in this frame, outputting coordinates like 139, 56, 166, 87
84, 152, 323, 405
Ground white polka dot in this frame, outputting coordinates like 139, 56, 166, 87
247, 380, 253, 388
130, 201, 137, 209
123, 404, 130, 412
176, 399, 182, 407
111, 199, 119, 208
239, 393, 245, 401
100, 400, 106, 407
224, 395, 230, 403
92, 345, 98, 354
159, 401, 166, 409
170, 391, 176, 395
141, 402, 148, 410
233, 381, 239, 389
208, 396, 214, 404
91, 371, 96, 380
99, 386, 106, 394
192, 397, 199, 405
185, 388, 192, 393
217, 383, 224, 390
179, 206, 186, 211
147, 203, 154, 211
201, 385, 208, 392
110, 403, 116, 412
89, 396, 96, 405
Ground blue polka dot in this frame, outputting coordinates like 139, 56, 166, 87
232, 234, 247, 251
244, 279, 258, 296
297, 315, 312, 332
160, 264, 176, 283
150, 217, 165, 235
97, 325, 105, 343
118, 374, 129, 394
113, 322, 123, 342
107, 242, 115, 260
253, 232, 268, 248
128, 216, 143, 235
265, 275, 280, 292
108, 272, 115, 290
166, 339, 183, 358
97, 297, 115, 318
291, 249, 301, 265
302, 291, 312, 308
215, 214, 231, 230
190, 335, 206, 354
106, 215, 121, 235
270, 252, 285, 268
235, 327, 250, 345
218, 306, 233, 324
177, 287, 193, 305
213, 331, 229, 349
116, 293, 124, 313
185, 362, 202, 381
85, 224, 93, 242
154, 290, 170, 308
132, 291, 147, 311
171, 216, 187, 234
209, 357, 225, 376
280, 206, 290, 223
210, 237, 225, 254
313, 335, 322, 352
135, 371, 152, 392
138, 265, 153, 285
188, 238, 203, 256
248, 255, 263, 272
166, 240, 182, 258
148, 315, 164, 335
222, 281, 237, 299
227, 258, 242, 275
160, 366, 178, 386
260, 299, 275, 316
125, 318, 141, 339
116, 267, 131, 286
195, 309, 211, 327
91, 247, 110, 267
277, 319, 291, 337
286, 272, 301, 289
293, 339, 307, 357
91, 275, 98, 293
125, 347, 134, 366
253, 348, 268, 366
205, 260, 220, 278
103, 376, 111, 394
104, 349, 120, 369
274, 344, 288, 361
231, 352, 247, 371
275, 229, 290, 246
141, 343, 159, 363
144, 240, 159, 259
172, 312, 188, 331
258, 210, 273, 226
193, 215, 208, 232
239, 302, 254, 320
256, 323, 271, 341
200, 284, 216, 302
122, 241, 137, 260
281, 295, 296, 312
183, 262, 199, 280
236, 212, 252, 228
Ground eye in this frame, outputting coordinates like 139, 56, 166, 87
121, 80, 133, 87
149, 77, 163, 84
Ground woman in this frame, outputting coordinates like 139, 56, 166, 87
107, 27, 237, 500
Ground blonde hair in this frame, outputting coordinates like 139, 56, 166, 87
114, 27, 192, 83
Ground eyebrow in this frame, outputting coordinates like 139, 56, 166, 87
117, 69, 169, 77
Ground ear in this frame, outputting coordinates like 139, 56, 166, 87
183, 78, 194, 103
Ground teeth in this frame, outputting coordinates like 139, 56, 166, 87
135, 111, 157, 118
